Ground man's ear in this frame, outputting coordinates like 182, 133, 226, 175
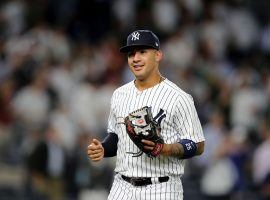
155, 50, 163, 62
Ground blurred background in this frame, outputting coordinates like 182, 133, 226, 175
0, 0, 270, 199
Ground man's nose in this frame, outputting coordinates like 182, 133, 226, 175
133, 52, 141, 62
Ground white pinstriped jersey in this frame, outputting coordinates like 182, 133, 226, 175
107, 78, 205, 178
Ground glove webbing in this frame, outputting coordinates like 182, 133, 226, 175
126, 108, 165, 158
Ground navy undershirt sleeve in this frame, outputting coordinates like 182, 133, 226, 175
102, 132, 118, 157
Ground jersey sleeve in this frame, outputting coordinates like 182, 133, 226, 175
107, 91, 117, 134
174, 94, 205, 143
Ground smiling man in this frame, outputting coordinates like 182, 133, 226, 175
87, 30, 205, 200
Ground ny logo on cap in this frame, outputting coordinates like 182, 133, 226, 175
131, 31, 140, 41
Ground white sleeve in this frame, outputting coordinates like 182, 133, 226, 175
174, 95, 205, 143
107, 91, 117, 134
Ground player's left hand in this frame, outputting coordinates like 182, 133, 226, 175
125, 106, 165, 157
142, 139, 171, 156
142, 139, 156, 151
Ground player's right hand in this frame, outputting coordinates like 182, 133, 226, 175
87, 139, 104, 162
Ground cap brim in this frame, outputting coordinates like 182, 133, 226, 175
119, 44, 158, 53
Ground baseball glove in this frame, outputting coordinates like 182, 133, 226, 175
125, 106, 165, 158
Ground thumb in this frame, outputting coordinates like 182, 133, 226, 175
92, 139, 101, 146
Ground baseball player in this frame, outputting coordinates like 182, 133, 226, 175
87, 30, 205, 200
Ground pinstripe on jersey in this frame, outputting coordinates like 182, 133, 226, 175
108, 173, 183, 200
107, 78, 205, 178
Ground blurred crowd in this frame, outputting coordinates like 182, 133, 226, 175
0, 0, 270, 200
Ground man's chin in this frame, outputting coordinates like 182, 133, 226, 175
134, 72, 146, 79
133, 71, 144, 78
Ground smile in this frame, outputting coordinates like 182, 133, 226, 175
133, 64, 144, 71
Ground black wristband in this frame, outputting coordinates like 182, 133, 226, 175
102, 132, 118, 157
178, 139, 197, 159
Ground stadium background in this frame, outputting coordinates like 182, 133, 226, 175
0, 0, 270, 199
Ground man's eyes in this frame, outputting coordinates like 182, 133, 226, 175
139, 50, 146, 54
127, 50, 147, 57
127, 52, 135, 57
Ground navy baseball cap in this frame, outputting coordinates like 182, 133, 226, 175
120, 30, 160, 53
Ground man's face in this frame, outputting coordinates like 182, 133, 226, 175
127, 48, 162, 81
